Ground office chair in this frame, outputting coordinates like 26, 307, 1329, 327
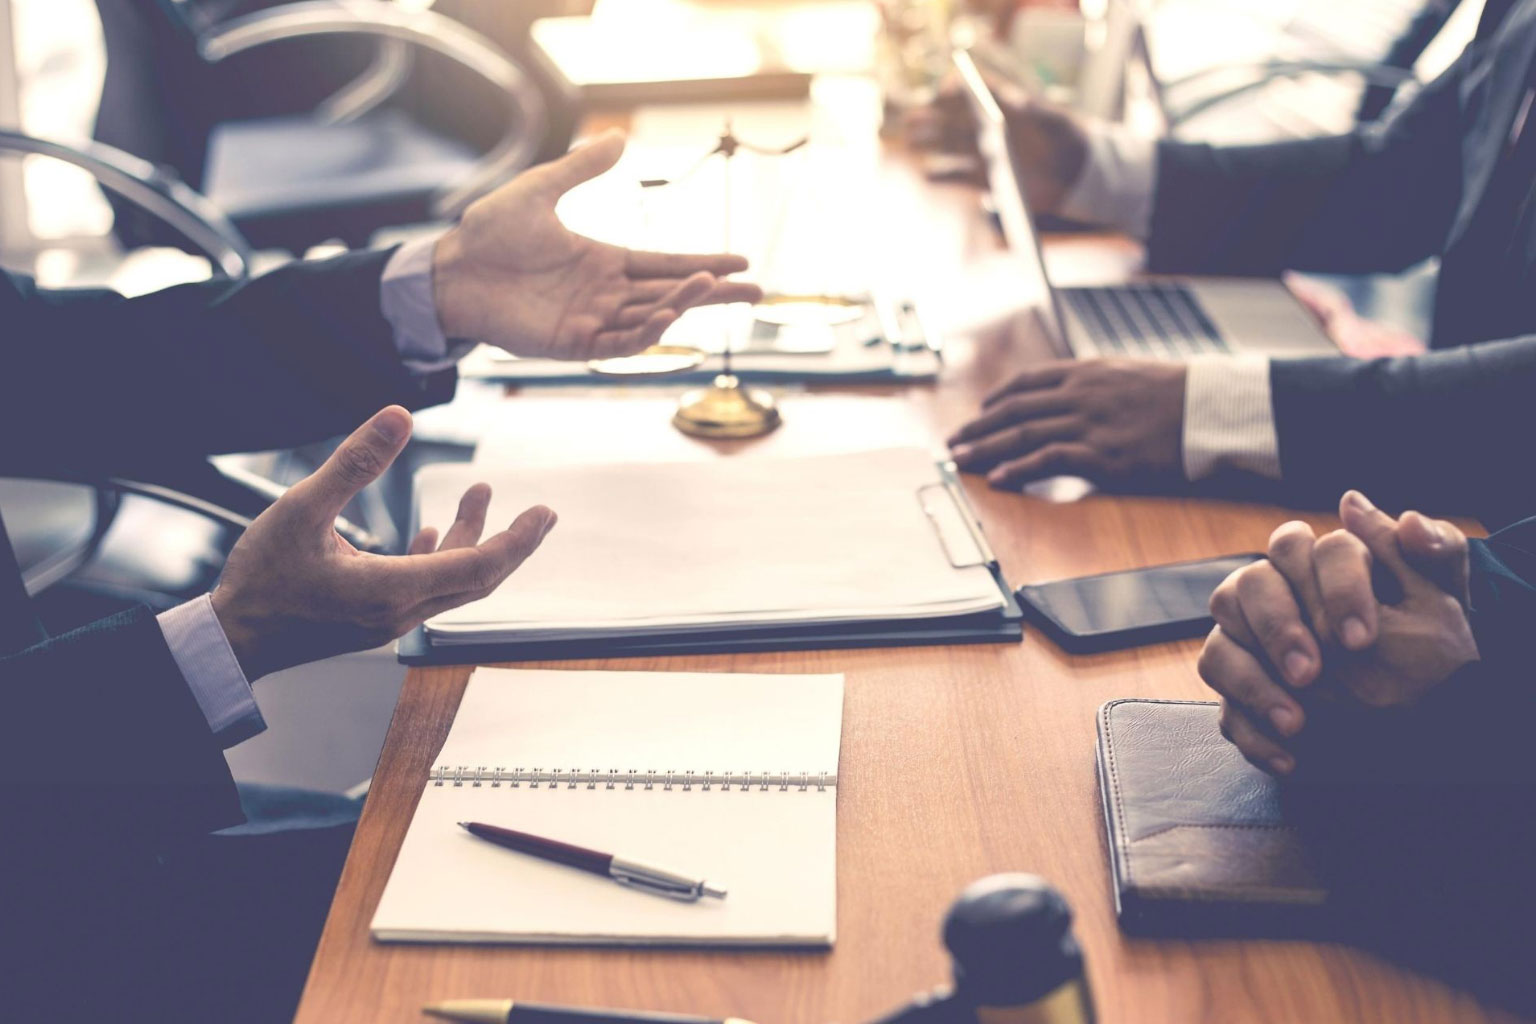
1149, 0, 1486, 140
1145, 0, 1500, 333
93, 0, 565, 254
0, 128, 385, 622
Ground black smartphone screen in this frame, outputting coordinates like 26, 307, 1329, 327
1018, 554, 1263, 643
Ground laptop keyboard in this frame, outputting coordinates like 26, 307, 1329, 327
1060, 283, 1230, 358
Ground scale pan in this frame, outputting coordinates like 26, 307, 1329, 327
586, 344, 708, 377
752, 294, 865, 328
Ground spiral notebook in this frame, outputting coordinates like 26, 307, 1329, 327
371, 668, 844, 947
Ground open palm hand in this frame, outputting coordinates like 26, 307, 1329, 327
432, 131, 762, 360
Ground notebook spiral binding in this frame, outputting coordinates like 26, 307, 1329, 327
429, 766, 838, 792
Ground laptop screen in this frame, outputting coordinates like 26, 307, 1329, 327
952, 49, 1071, 352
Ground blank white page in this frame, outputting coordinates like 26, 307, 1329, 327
371, 669, 843, 946
437, 668, 844, 773
417, 447, 1001, 641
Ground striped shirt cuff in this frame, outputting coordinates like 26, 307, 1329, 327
1182, 355, 1282, 481
1058, 123, 1157, 239
157, 594, 266, 748
381, 234, 475, 375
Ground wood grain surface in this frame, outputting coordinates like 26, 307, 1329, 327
294, 111, 1515, 1024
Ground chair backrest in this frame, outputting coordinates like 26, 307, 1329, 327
92, 0, 374, 190
395, 0, 584, 164
92, 0, 375, 249
93, 0, 216, 188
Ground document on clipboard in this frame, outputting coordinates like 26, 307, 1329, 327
403, 448, 1021, 662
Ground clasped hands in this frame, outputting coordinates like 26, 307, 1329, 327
1197, 490, 1480, 776
210, 132, 763, 679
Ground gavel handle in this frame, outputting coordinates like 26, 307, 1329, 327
864, 990, 970, 1024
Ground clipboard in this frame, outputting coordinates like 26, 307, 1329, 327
398, 461, 1023, 666
459, 356, 941, 387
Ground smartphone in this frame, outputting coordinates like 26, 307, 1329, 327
1017, 554, 1264, 653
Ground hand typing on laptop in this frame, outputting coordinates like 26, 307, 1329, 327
1196, 490, 1478, 777
947, 359, 1185, 488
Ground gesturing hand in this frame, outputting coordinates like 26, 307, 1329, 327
211, 407, 555, 680
432, 131, 764, 361
1197, 491, 1479, 775
947, 359, 1186, 488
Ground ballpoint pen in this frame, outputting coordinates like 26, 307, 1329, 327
423, 998, 755, 1024
457, 822, 727, 902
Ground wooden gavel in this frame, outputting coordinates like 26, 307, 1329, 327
866, 874, 1097, 1024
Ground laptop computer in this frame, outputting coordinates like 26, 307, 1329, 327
954, 49, 1336, 361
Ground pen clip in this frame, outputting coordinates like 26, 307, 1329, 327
613, 872, 706, 902
610, 857, 726, 902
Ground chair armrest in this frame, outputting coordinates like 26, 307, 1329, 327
16, 465, 388, 556
199, 0, 548, 219
317, 36, 414, 125
1161, 60, 1417, 128
7, 483, 121, 596
121, 461, 388, 554
0, 130, 253, 279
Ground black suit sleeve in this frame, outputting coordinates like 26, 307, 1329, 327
0, 249, 455, 478
1280, 518, 1536, 1014
1464, 516, 1536, 677
1267, 335, 1536, 524
0, 250, 455, 855
0, 606, 243, 853
1145, 37, 1479, 276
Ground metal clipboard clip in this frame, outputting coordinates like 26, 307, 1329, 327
918, 461, 998, 571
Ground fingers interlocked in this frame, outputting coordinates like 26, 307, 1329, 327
1198, 488, 1477, 776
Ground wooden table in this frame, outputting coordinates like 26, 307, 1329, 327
294, 121, 1516, 1024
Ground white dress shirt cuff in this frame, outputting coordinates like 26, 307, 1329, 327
157, 594, 266, 748
380, 234, 475, 374
1057, 124, 1157, 239
1182, 355, 1282, 481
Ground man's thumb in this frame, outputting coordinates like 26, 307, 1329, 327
295, 406, 412, 526
532, 130, 625, 197
1398, 510, 1471, 607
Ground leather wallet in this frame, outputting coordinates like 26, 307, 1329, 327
1095, 699, 1331, 937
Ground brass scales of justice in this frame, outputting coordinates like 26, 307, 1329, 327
585, 121, 862, 439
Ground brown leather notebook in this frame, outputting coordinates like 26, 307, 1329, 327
1095, 699, 1332, 936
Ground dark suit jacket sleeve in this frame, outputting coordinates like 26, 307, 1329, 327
1144, 39, 1480, 276
0, 606, 243, 854
1412, 516, 1536, 782
1466, 517, 1536, 678
0, 249, 456, 477
1268, 335, 1536, 524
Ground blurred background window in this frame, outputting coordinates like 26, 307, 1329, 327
11, 0, 112, 243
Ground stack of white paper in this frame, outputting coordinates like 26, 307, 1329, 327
414, 447, 1002, 645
